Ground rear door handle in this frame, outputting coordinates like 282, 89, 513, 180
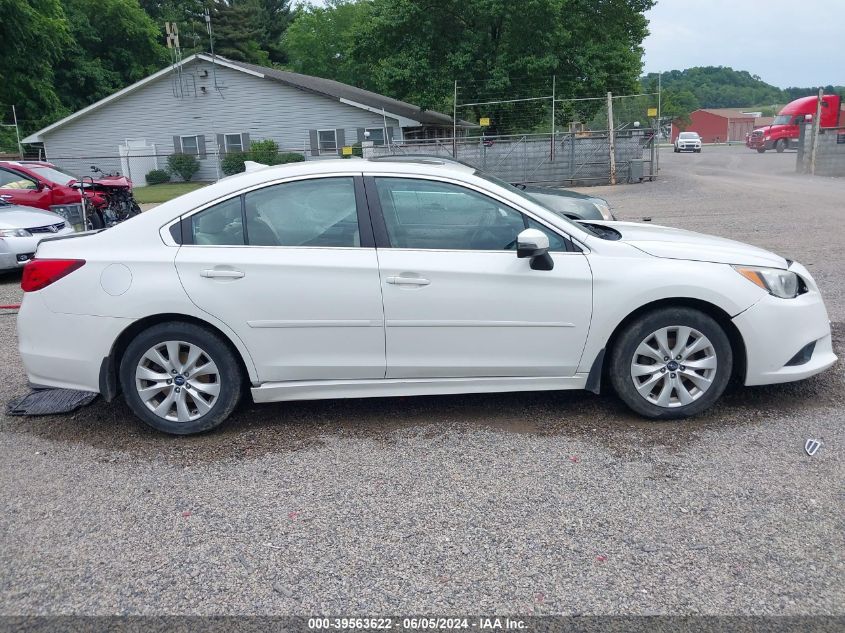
201, 269, 245, 279
386, 276, 430, 286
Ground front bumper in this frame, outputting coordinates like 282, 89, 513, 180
676, 144, 701, 151
0, 229, 76, 271
733, 264, 836, 386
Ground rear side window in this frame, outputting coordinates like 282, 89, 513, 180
191, 197, 244, 245
187, 177, 360, 247
243, 177, 359, 247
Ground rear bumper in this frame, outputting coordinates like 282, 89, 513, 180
17, 293, 132, 392
733, 280, 836, 386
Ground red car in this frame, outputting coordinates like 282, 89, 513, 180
0, 161, 139, 229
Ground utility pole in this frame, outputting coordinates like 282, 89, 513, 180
607, 92, 616, 185
809, 87, 823, 175
452, 80, 458, 158
656, 72, 661, 177
550, 75, 556, 161
12, 105, 22, 159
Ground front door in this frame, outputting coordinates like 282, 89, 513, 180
368, 176, 593, 379
175, 175, 385, 383
0, 167, 52, 208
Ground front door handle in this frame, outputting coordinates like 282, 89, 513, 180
386, 276, 430, 286
201, 269, 245, 279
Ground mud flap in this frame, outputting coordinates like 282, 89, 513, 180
7, 388, 98, 416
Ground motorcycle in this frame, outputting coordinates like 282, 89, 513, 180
75, 165, 142, 230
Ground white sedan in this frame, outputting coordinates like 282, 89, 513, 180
17, 160, 835, 434
674, 132, 702, 153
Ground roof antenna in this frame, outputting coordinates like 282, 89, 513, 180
165, 21, 184, 98
204, 8, 223, 98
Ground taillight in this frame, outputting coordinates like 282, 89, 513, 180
21, 259, 85, 292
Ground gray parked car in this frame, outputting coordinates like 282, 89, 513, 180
0, 200, 75, 271
368, 155, 614, 221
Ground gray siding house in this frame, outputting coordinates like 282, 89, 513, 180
22, 54, 464, 184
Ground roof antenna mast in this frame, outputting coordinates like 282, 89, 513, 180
204, 9, 222, 97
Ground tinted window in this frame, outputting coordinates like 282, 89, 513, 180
0, 168, 37, 189
375, 177, 567, 251
191, 197, 244, 245
243, 177, 359, 247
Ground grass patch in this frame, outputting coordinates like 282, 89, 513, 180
134, 182, 209, 204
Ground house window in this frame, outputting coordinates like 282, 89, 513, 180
366, 127, 386, 146
181, 135, 200, 156
224, 133, 244, 153
317, 129, 338, 154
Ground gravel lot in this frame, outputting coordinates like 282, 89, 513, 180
0, 145, 842, 616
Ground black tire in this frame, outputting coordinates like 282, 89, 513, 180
119, 322, 242, 435
673, 147, 679, 153
775, 139, 785, 153
608, 307, 733, 419
86, 210, 104, 230
756, 147, 766, 154
695, 148, 701, 153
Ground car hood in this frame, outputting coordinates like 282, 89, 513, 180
591, 221, 788, 268
0, 206, 65, 229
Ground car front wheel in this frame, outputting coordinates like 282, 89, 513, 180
119, 322, 242, 434
609, 307, 733, 419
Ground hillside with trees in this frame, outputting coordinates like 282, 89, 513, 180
641, 66, 845, 122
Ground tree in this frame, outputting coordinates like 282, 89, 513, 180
0, 0, 70, 131
344, 0, 654, 133
55, 0, 168, 114
284, 0, 370, 84
210, 0, 270, 65
257, 0, 293, 64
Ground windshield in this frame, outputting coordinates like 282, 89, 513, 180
679, 132, 699, 139
28, 165, 77, 185
473, 170, 598, 236
772, 114, 792, 125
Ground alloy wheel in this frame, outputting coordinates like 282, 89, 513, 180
629, 325, 718, 408
135, 340, 221, 423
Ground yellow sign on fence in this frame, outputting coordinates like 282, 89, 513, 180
479, 117, 491, 127
341, 146, 353, 156
647, 108, 658, 117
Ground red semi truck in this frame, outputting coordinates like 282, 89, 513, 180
746, 94, 842, 153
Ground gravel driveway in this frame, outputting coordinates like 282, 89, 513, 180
0, 145, 842, 616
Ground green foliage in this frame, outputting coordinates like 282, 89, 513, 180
221, 140, 305, 175
0, 0, 71, 131
167, 152, 200, 181
284, 0, 370, 85
211, 0, 270, 65
145, 169, 171, 184
220, 151, 248, 176
55, 0, 167, 114
248, 139, 281, 164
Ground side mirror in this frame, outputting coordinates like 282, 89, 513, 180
516, 228, 554, 271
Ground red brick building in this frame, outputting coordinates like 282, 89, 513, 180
672, 108, 767, 143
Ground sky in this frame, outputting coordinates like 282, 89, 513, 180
641, 0, 844, 88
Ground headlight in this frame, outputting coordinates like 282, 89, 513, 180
765, 135, 771, 141
593, 202, 613, 221
733, 265, 801, 298
0, 228, 32, 238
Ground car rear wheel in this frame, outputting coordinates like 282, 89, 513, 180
119, 322, 242, 434
609, 307, 733, 419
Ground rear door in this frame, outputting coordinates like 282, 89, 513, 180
175, 174, 386, 383
0, 167, 52, 209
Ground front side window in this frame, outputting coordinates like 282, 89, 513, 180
181, 135, 200, 156
374, 177, 566, 251
191, 197, 244, 245
224, 133, 244, 153
244, 177, 359, 247
317, 130, 338, 154
0, 168, 37, 190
